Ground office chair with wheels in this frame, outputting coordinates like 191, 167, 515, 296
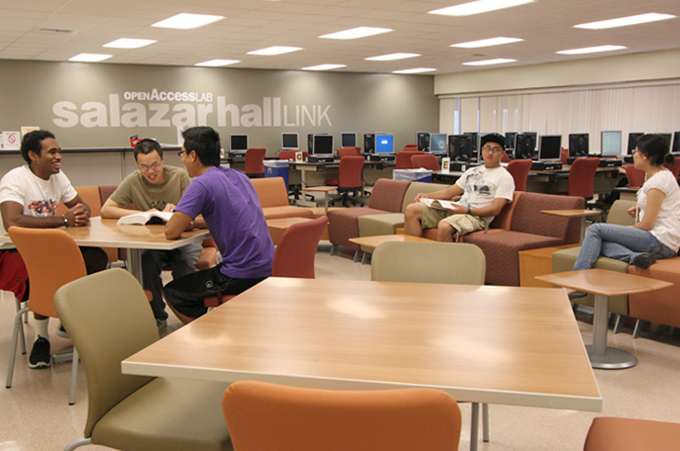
506, 159, 533, 191
337, 146, 361, 158
54, 268, 233, 451
370, 240, 490, 446
203, 216, 328, 308
245, 147, 267, 178
222, 380, 462, 451
568, 157, 600, 200
403, 143, 419, 151
6, 227, 87, 405
411, 154, 440, 171
625, 164, 645, 187
395, 151, 421, 169
328, 156, 365, 207
663, 157, 680, 180
584, 417, 680, 451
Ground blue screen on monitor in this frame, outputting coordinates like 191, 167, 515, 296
375, 134, 394, 154
430, 133, 447, 153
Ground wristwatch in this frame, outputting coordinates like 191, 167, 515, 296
62, 215, 69, 227
466, 208, 472, 215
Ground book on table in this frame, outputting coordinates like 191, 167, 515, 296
419, 198, 459, 211
117, 211, 173, 225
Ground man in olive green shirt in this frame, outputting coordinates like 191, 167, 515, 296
101, 139, 202, 329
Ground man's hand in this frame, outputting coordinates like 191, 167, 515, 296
414, 193, 428, 202
65, 203, 90, 227
447, 204, 468, 215
162, 203, 176, 212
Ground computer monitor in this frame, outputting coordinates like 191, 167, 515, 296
627, 133, 644, 154
417, 132, 430, 151
569, 133, 590, 157
601, 131, 622, 156
657, 133, 672, 152
363, 134, 375, 153
341, 132, 356, 148
448, 134, 473, 162
672, 132, 680, 154
430, 133, 447, 154
312, 135, 333, 155
538, 135, 562, 162
230, 134, 248, 153
515, 133, 537, 160
505, 132, 517, 149
374, 134, 394, 154
281, 133, 298, 150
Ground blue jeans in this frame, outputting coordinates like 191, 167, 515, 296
573, 223, 676, 270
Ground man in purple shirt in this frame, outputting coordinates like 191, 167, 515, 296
164, 126, 274, 324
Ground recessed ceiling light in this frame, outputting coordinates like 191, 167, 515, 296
247, 46, 303, 56
366, 53, 420, 61
463, 58, 516, 66
69, 53, 112, 62
557, 45, 626, 55
575, 13, 676, 30
451, 37, 523, 48
429, 0, 534, 17
392, 68, 437, 74
103, 38, 157, 49
195, 59, 241, 67
302, 64, 346, 71
320, 27, 392, 40
152, 13, 224, 29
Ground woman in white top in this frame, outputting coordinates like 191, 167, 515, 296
573, 134, 680, 273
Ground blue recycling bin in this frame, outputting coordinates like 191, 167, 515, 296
393, 169, 432, 183
264, 160, 290, 187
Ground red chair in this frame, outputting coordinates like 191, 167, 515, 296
560, 148, 569, 165
203, 216, 328, 307
279, 150, 308, 162
663, 157, 680, 180
337, 146, 361, 158
403, 143, 419, 151
395, 151, 421, 170
501, 153, 510, 163
411, 154, 440, 171
327, 156, 365, 207
568, 157, 600, 199
245, 147, 266, 178
625, 164, 645, 187
506, 159, 533, 191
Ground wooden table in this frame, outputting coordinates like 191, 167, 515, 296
123, 277, 602, 449
56, 217, 209, 282
541, 209, 603, 243
536, 269, 673, 369
349, 234, 435, 264
518, 244, 579, 288
266, 217, 313, 245
301, 185, 337, 214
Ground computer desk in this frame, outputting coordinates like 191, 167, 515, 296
123, 277, 602, 451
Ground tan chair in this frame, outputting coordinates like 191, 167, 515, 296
6, 227, 87, 405
222, 380, 462, 451
54, 268, 233, 451
584, 417, 680, 450
250, 177, 313, 221
370, 240, 489, 444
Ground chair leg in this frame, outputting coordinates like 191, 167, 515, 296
14, 297, 27, 354
330, 245, 338, 256
482, 403, 490, 442
632, 319, 642, 338
612, 314, 622, 334
69, 347, 79, 405
353, 251, 361, 263
361, 252, 370, 265
64, 437, 92, 451
6, 307, 28, 389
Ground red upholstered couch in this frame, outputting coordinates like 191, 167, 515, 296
627, 257, 680, 330
421, 191, 585, 286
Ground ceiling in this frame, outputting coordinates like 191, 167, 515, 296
1, 0, 679, 75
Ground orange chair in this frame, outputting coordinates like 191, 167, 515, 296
245, 147, 267, 178
411, 154, 440, 171
506, 159, 533, 191
328, 156, 365, 207
568, 157, 600, 199
584, 417, 680, 451
6, 227, 88, 405
560, 147, 569, 165
663, 157, 680, 180
337, 146, 361, 158
278, 150, 308, 162
204, 216, 328, 307
625, 164, 645, 187
395, 150, 421, 169
403, 143, 419, 151
222, 381, 462, 451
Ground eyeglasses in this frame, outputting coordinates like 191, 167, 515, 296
139, 162, 161, 172
177, 150, 184, 158
481, 145, 503, 153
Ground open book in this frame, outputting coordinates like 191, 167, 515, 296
419, 198, 459, 211
117, 211, 173, 226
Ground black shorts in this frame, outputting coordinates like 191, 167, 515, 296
163, 265, 266, 319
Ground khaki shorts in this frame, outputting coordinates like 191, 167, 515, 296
420, 204, 488, 239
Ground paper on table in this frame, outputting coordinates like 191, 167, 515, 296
117, 211, 173, 225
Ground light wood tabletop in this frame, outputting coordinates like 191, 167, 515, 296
349, 233, 435, 251
123, 277, 602, 412
266, 217, 313, 231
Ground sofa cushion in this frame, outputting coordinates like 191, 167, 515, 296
464, 231, 563, 286
263, 206, 314, 220
510, 192, 584, 244
400, 182, 449, 213
251, 177, 289, 208
552, 246, 629, 315
328, 208, 394, 250
627, 256, 680, 328
368, 179, 411, 212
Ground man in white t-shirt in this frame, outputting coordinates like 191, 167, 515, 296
0, 130, 108, 369
404, 133, 515, 242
